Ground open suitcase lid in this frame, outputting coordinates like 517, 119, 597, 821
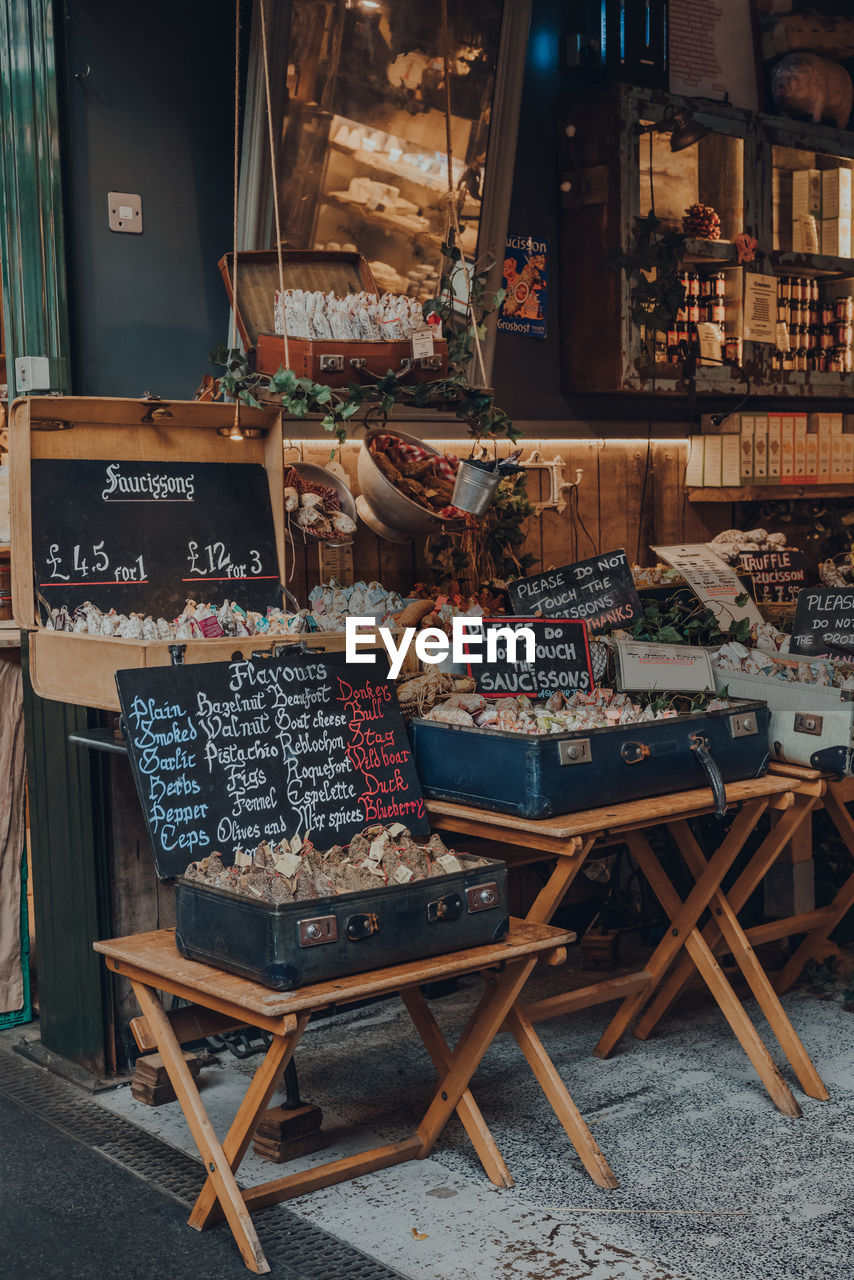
9, 394, 285, 632
218, 249, 379, 351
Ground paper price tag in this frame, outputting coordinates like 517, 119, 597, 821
393, 864, 414, 884
437, 853, 462, 874
411, 328, 435, 359
697, 322, 723, 363
273, 849, 302, 877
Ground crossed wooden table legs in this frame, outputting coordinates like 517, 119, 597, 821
427, 775, 830, 1119
96, 919, 615, 1274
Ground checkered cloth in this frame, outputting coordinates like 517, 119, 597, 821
372, 434, 459, 481
370, 434, 463, 520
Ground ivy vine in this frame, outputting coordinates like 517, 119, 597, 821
609, 212, 688, 335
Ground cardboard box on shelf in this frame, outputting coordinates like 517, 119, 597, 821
753, 414, 768, 482
806, 419, 819, 481
740, 415, 755, 483
703, 434, 722, 486
792, 169, 822, 216
781, 413, 795, 482
792, 215, 820, 254
816, 413, 835, 480
822, 168, 852, 221
722, 434, 741, 487
685, 436, 705, 487
767, 414, 782, 483
794, 413, 808, 483
821, 218, 852, 257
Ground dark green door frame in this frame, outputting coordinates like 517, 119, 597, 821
0, 0, 110, 1074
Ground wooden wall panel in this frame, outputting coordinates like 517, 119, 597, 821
285, 438, 733, 602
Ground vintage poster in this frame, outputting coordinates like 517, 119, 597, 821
497, 235, 549, 339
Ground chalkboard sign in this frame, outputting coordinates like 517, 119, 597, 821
790, 586, 854, 658
737, 550, 806, 604
32, 460, 281, 618
116, 651, 429, 879
508, 548, 643, 634
466, 618, 593, 698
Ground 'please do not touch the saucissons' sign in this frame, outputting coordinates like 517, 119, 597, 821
116, 651, 428, 879
466, 618, 593, 698
508, 548, 644, 634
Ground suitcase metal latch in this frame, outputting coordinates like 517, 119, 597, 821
728, 712, 758, 738
319, 354, 344, 372
466, 883, 499, 914
621, 740, 650, 764
558, 738, 591, 765
345, 912, 379, 941
297, 915, 338, 947
794, 712, 823, 736
427, 893, 463, 923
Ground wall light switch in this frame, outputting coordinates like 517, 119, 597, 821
108, 192, 142, 233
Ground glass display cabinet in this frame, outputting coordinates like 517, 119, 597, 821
561, 84, 854, 402
276, 0, 506, 304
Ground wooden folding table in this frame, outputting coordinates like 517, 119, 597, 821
96, 919, 617, 1275
426, 774, 829, 1119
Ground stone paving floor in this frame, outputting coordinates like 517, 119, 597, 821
81, 955, 854, 1280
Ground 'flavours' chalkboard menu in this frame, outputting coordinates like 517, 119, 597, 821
791, 586, 854, 658
116, 651, 428, 879
32, 460, 280, 617
508, 549, 643, 634
467, 618, 593, 698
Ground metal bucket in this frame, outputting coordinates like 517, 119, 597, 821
451, 458, 501, 515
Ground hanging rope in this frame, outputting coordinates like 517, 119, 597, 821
258, 0, 290, 372
440, 0, 488, 388
230, 0, 241, 432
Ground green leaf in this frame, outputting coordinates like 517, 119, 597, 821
657, 625, 684, 645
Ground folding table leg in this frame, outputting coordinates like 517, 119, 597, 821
504, 1005, 618, 1189
593, 800, 769, 1061
634, 793, 819, 1040
526, 836, 594, 924
189, 1012, 310, 1231
614, 832, 802, 1118
777, 783, 854, 994
666, 819, 828, 1102
416, 959, 541, 1153
131, 980, 274, 1274
400, 987, 514, 1188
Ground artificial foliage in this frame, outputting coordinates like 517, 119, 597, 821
422, 471, 536, 595
630, 591, 753, 647
209, 234, 519, 448
609, 211, 688, 336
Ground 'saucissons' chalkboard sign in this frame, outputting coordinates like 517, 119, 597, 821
116, 651, 429, 879
31, 459, 281, 618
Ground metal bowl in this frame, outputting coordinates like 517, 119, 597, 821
286, 462, 357, 544
357, 427, 462, 542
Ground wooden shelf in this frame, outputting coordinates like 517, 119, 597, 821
688, 484, 854, 502
321, 193, 444, 250
681, 238, 738, 265
770, 250, 854, 280
329, 141, 447, 196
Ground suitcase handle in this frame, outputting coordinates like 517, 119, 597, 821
621, 740, 651, 765
690, 732, 728, 818
346, 912, 379, 941
350, 360, 418, 384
